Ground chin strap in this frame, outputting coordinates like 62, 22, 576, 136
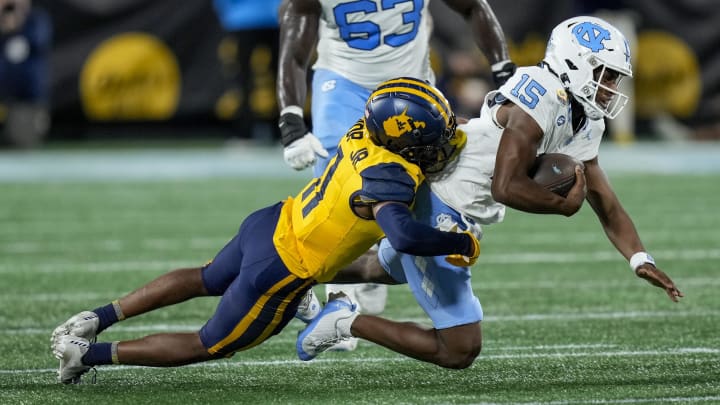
541, 61, 588, 132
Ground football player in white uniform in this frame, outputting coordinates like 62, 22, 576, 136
296, 16, 683, 369
276, 0, 514, 344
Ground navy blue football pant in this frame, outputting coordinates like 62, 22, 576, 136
199, 202, 314, 357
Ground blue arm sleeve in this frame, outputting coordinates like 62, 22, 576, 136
359, 164, 416, 205
375, 203, 473, 256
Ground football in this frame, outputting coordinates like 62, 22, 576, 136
529, 153, 584, 197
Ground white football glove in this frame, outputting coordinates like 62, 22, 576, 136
283, 133, 329, 171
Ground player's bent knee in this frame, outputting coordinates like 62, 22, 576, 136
434, 324, 482, 369
437, 343, 481, 369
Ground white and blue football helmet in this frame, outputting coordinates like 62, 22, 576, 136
544, 16, 633, 120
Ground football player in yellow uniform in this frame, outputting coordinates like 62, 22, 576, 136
49, 77, 478, 384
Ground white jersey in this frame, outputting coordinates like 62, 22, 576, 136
430, 65, 605, 225
314, 0, 434, 90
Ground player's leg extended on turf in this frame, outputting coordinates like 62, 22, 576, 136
354, 236, 483, 369
50, 267, 211, 350
56, 203, 314, 380
51, 225, 248, 344
51, 264, 214, 382
302, 185, 484, 368
112, 255, 313, 367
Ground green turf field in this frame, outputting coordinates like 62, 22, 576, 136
1, 161, 719, 404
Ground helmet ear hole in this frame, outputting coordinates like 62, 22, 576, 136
564, 59, 578, 70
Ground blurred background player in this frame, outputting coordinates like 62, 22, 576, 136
50, 77, 475, 384
212, 0, 282, 144
0, 0, 51, 148
296, 16, 682, 368
276, 0, 514, 349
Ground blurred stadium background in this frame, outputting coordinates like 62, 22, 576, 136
1, 0, 718, 147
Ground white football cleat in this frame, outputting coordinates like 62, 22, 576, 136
296, 295, 359, 361
295, 288, 321, 323
51, 311, 99, 349
326, 336, 359, 352
54, 335, 91, 384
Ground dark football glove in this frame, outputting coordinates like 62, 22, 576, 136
491, 60, 517, 88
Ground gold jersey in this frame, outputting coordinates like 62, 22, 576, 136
273, 120, 424, 282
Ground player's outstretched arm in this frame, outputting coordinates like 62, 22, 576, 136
442, 0, 515, 86
584, 158, 683, 302
373, 201, 480, 266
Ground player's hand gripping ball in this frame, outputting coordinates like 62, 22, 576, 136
529, 153, 584, 197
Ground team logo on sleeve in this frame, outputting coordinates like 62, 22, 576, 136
556, 115, 566, 126
383, 107, 426, 138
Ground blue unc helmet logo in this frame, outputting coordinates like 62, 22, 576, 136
572, 22, 611, 52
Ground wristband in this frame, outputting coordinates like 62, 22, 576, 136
629, 251, 655, 271
490, 60, 517, 87
278, 107, 309, 146
280, 105, 303, 118
491, 60, 513, 73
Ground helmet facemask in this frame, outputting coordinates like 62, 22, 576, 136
576, 63, 629, 120
398, 115, 459, 174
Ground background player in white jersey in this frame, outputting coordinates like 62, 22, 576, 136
276, 0, 514, 342
296, 16, 683, 369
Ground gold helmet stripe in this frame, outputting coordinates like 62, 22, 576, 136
372, 78, 452, 121
370, 86, 450, 123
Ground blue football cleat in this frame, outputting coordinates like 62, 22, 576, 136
296, 295, 359, 361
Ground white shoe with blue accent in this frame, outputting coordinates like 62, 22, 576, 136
296, 295, 359, 361
295, 288, 321, 324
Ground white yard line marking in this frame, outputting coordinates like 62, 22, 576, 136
5, 310, 719, 336
2, 276, 718, 304
1, 248, 719, 274
2, 347, 718, 375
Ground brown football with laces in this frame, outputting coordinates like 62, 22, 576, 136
529, 153, 584, 197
